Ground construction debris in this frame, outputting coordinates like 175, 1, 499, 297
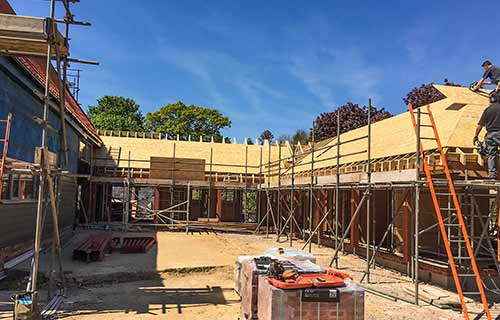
40, 293, 64, 320
403, 286, 464, 310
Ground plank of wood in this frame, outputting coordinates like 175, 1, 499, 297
150, 156, 205, 181
0, 14, 44, 35
0, 13, 68, 57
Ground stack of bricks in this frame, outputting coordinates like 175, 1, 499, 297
257, 276, 364, 320
239, 258, 261, 320
238, 255, 327, 320
235, 255, 253, 296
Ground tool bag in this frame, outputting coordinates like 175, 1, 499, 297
12, 292, 39, 320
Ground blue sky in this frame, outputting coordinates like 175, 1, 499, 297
9, 0, 499, 141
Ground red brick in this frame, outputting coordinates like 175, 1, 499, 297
257, 277, 365, 320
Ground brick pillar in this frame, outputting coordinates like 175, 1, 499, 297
326, 189, 334, 234
350, 190, 360, 252
89, 182, 96, 222
497, 194, 500, 262
153, 187, 160, 210
235, 190, 243, 222
216, 189, 222, 220
402, 190, 412, 263
314, 190, 328, 239
153, 187, 160, 224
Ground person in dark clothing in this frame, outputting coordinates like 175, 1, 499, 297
472, 60, 500, 92
474, 92, 500, 178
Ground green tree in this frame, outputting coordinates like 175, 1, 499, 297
291, 129, 309, 145
259, 130, 274, 144
88, 96, 144, 131
277, 130, 309, 145
277, 134, 291, 144
144, 101, 231, 140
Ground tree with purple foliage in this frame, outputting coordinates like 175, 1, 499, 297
312, 102, 393, 141
403, 79, 462, 108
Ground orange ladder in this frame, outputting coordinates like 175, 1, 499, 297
409, 104, 491, 320
0, 112, 12, 198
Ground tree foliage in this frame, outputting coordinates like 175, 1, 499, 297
277, 129, 309, 145
313, 102, 392, 141
403, 79, 462, 108
291, 129, 309, 145
259, 130, 274, 144
277, 134, 291, 144
88, 96, 144, 131
144, 101, 231, 140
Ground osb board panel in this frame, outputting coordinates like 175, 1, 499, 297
0, 14, 68, 56
285, 85, 490, 175
34, 147, 57, 167
0, 14, 44, 35
96, 137, 291, 174
150, 157, 205, 181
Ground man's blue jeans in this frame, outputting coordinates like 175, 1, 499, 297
485, 131, 500, 178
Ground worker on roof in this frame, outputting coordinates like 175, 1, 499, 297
474, 91, 500, 179
472, 60, 500, 92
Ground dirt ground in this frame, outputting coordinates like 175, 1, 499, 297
1, 231, 498, 319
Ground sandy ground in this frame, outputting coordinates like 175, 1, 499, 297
1, 231, 498, 319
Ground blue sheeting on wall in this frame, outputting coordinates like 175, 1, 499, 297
0, 57, 83, 173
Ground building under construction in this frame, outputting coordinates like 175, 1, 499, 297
0, 0, 498, 318
79, 84, 500, 317
0, 0, 100, 265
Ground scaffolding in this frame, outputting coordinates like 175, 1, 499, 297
0, 0, 97, 317
0, 0, 495, 318
87, 96, 499, 317
93, 100, 500, 311
82, 138, 267, 234
252, 99, 499, 317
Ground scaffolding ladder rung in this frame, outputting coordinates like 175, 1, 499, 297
461, 292, 481, 295
420, 137, 437, 140
419, 124, 434, 128
450, 235, 481, 239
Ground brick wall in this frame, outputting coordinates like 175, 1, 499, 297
239, 258, 262, 320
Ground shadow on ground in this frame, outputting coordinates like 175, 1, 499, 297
58, 284, 239, 318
